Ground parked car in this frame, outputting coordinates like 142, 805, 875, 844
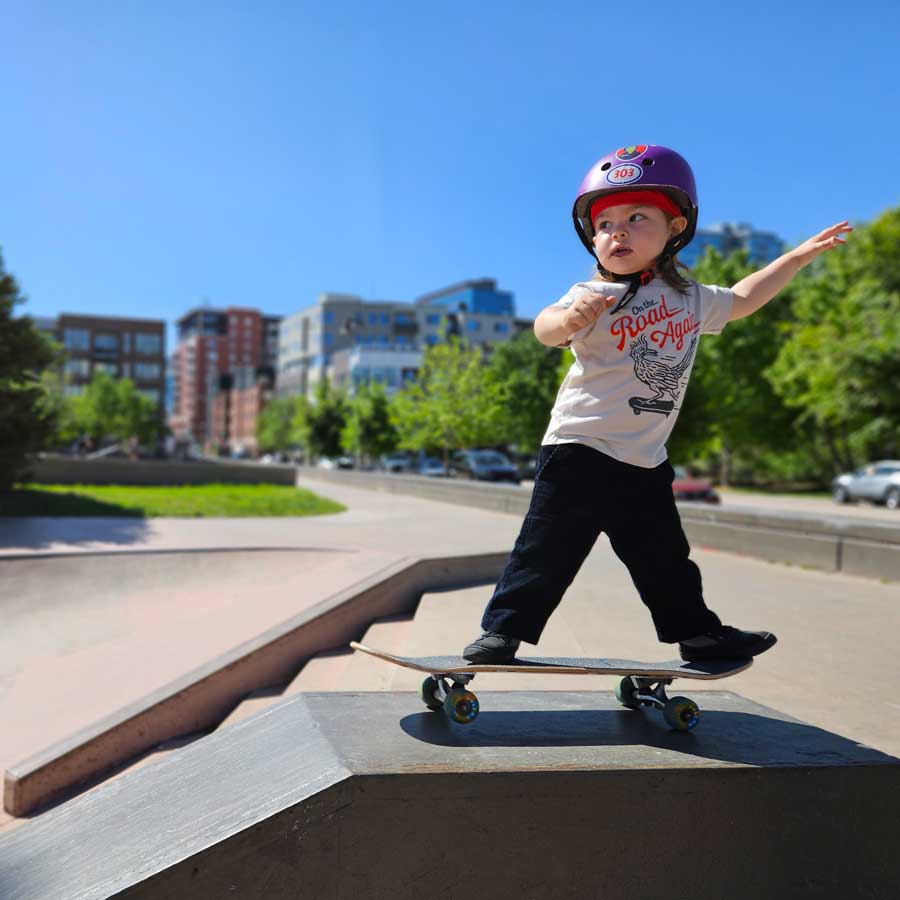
380, 452, 416, 473
417, 457, 448, 477
514, 454, 538, 481
671, 466, 720, 504
449, 450, 521, 484
832, 460, 900, 508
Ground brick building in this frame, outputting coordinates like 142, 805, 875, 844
53, 313, 166, 416
168, 306, 280, 447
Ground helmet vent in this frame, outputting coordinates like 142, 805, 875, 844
643, 157, 655, 166
600, 162, 612, 171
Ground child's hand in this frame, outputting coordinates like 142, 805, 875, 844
791, 221, 853, 268
562, 293, 617, 333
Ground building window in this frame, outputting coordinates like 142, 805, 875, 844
94, 361, 119, 376
494, 322, 509, 334
426, 314, 441, 326
64, 384, 85, 396
94, 332, 119, 354
139, 389, 161, 405
134, 362, 162, 381
122, 333, 131, 353
64, 359, 90, 377
63, 328, 90, 351
324, 311, 335, 324
467, 321, 481, 332
135, 333, 162, 355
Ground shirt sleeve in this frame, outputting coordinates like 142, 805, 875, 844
549, 283, 600, 345
696, 283, 734, 335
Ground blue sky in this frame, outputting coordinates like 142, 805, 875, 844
4, 1, 898, 352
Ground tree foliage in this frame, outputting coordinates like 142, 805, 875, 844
0, 253, 58, 491
70, 371, 161, 446
390, 338, 507, 463
487, 329, 563, 453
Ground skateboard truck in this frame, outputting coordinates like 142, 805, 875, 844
422, 670, 700, 731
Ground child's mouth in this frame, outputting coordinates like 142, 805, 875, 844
611, 248, 632, 257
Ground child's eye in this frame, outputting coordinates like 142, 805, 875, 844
630, 213, 646, 222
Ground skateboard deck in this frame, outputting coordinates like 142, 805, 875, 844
348, 642, 751, 679
349, 642, 752, 731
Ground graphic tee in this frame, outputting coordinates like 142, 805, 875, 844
541, 277, 733, 468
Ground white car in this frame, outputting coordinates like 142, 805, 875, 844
832, 460, 900, 509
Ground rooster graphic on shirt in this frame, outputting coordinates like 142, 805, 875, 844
627, 333, 698, 417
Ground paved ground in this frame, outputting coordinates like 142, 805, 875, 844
718, 488, 900, 522
1, 475, 898, 793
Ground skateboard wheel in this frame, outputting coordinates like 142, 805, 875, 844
443, 688, 479, 724
421, 676, 445, 711
615, 677, 642, 709
663, 697, 700, 731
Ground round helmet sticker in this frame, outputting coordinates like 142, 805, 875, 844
606, 163, 643, 186
615, 145, 647, 161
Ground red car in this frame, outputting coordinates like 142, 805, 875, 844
672, 466, 720, 504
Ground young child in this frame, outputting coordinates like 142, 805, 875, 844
463, 143, 851, 664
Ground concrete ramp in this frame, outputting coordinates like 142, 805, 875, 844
0, 691, 898, 899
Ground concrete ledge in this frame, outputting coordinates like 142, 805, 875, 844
27, 455, 297, 486
300, 466, 900, 580
1, 691, 897, 899
3, 552, 508, 817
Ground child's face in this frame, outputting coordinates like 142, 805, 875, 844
591, 203, 687, 275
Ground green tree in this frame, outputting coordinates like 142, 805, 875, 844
390, 338, 507, 465
487, 330, 563, 454
341, 382, 398, 464
256, 395, 297, 454
304, 378, 348, 460
0, 253, 58, 491
667, 246, 803, 483
70, 371, 160, 446
767, 206, 900, 473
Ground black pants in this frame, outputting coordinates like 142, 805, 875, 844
481, 443, 722, 645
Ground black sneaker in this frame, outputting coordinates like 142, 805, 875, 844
462, 632, 521, 664
679, 625, 777, 662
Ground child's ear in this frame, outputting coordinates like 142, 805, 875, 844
670, 216, 688, 237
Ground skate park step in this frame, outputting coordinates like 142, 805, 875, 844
1, 690, 897, 899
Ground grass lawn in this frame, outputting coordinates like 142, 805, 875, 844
0, 483, 347, 518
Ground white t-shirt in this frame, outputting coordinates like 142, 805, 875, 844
541, 277, 734, 468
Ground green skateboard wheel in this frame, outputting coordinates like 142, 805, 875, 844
663, 696, 700, 731
443, 688, 480, 724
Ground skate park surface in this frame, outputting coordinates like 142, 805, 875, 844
1, 474, 898, 897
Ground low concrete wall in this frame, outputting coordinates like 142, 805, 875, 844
2, 691, 898, 899
26, 455, 296, 486
299, 467, 900, 581
4, 551, 508, 818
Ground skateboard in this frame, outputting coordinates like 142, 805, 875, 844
628, 396, 675, 416
349, 642, 752, 732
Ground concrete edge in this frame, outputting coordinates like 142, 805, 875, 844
3, 550, 509, 817
297, 467, 900, 578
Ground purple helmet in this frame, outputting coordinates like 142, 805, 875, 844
572, 144, 698, 260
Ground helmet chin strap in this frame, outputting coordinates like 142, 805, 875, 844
598, 246, 675, 314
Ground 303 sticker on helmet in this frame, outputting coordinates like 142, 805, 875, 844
607, 164, 643, 185
616, 145, 647, 161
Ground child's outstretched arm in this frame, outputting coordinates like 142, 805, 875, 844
728, 220, 852, 321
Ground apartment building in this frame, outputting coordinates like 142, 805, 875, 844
168, 306, 281, 445
679, 222, 784, 268
277, 279, 519, 400
51, 313, 166, 415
